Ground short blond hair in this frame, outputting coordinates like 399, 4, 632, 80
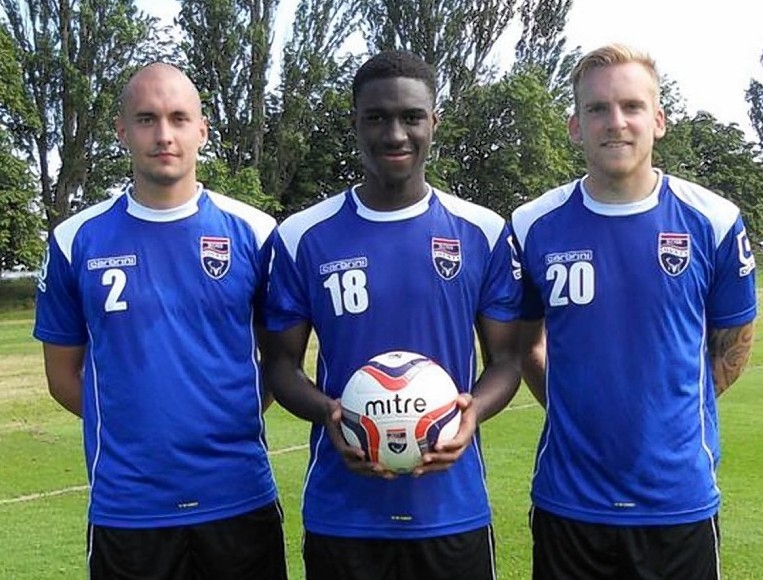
571, 44, 660, 110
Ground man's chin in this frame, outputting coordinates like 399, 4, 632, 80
369, 167, 417, 186
593, 159, 637, 179
142, 170, 184, 186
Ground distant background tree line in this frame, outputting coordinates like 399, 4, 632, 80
1, 0, 762, 271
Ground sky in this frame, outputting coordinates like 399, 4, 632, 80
138, 0, 762, 140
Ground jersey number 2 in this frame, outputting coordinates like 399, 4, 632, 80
102, 269, 128, 312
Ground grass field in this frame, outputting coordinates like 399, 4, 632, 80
1, 308, 762, 579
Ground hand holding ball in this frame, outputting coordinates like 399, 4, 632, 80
340, 351, 461, 473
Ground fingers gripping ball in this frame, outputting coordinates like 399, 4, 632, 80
340, 351, 461, 473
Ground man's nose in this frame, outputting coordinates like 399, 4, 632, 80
155, 119, 173, 144
384, 118, 407, 144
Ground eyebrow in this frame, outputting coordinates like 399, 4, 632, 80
361, 106, 429, 114
583, 97, 648, 108
133, 109, 194, 118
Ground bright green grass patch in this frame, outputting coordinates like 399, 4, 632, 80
717, 367, 763, 579
0, 492, 88, 580
0, 309, 38, 356
0, 420, 84, 497
1, 309, 761, 579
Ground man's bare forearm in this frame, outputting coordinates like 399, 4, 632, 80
709, 321, 754, 397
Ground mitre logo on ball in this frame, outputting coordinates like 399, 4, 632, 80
340, 351, 461, 473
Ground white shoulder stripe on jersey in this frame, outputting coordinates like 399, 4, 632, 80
666, 176, 740, 249
277, 193, 347, 260
510, 181, 578, 250
433, 189, 507, 251
54, 196, 123, 264
207, 191, 277, 248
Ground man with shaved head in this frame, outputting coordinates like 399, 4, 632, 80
116, 63, 208, 204
34, 63, 287, 579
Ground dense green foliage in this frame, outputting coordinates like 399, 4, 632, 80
0, 130, 43, 270
746, 49, 763, 147
434, 68, 576, 216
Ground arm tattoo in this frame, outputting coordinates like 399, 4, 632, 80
709, 322, 755, 397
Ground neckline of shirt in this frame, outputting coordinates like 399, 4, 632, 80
350, 184, 433, 222
125, 183, 204, 222
580, 169, 663, 216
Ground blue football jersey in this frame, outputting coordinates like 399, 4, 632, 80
34, 185, 279, 528
266, 186, 523, 539
511, 172, 757, 526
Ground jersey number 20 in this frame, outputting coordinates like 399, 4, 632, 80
547, 262, 595, 306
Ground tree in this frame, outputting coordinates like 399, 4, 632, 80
0, 129, 43, 270
269, 80, 362, 216
434, 68, 575, 216
197, 157, 280, 213
0, 26, 37, 137
651, 77, 696, 179
0, 26, 43, 269
356, 0, 519, 99
746, 49, 763, 149
513, 0, 579, 104
260, 0, 358, 207
0, 0, 172, 230
178, 0, 278, 177
0, 0, 168, 232
656, 111, 763, 238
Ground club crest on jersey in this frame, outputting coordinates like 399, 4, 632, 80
386, 428, 408, 454
200, 236, 231, 280
658, 233, 691, 276
432, 237, 462, 280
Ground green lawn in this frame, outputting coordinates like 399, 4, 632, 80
1, 308, 761, 579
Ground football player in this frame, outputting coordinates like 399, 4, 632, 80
262, 50, 526, 580
34, 63, 287, 579
514, 44, 756, 580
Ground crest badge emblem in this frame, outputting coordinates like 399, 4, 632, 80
386, 428, 408, 455
432, 237, 462, 280
200, 236, 231, 280
658, 233, 691, 276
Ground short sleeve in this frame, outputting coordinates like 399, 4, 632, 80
33, 236, 88, 345
478, 222, 524, 322
707, 216, 757, 328
508, 223, 544, 320
264, 230, 311, 331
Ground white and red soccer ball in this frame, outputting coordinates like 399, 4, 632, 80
340, 351, 462, 473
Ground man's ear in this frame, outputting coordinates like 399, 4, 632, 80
115, 116, 129, 148
568, 113, 582, 145
654, 106, 667, 141
199, 117, 209, 150
432, 110, 440, 133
